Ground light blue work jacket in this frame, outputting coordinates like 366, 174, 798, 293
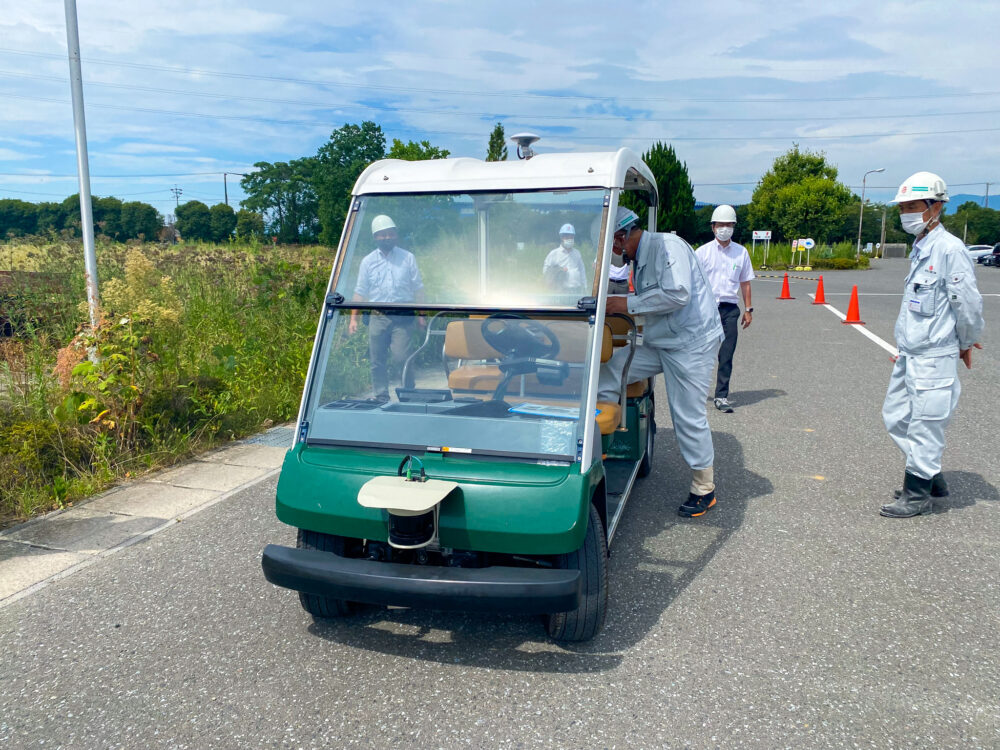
894, 225, 984, 357
626, 231, 723, 351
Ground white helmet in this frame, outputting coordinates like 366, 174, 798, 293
710, 204, 737, 223
559, 223, 575, 236
614, 207, 640, 233
891, 172, 949, 204
371, 214, 397, 234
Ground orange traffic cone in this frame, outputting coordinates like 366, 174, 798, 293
812, 275, 827, 305
842, 285, 864, 325
777, 273, 794, 300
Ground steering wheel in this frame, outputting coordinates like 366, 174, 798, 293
481, 314, 560, 360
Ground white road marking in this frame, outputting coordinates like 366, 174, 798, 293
809, 293, 899, 358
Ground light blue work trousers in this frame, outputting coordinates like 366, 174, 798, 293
598, 337, 720, 471
882, 353, 961, 480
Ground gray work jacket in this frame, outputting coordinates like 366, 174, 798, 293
894, 225, 984, 357
625, 231, 723, 351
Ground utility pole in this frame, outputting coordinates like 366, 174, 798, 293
223, 173, 247, 207
64, 0, 99, 333
857, 167, 885, 261
985, 182, 992, 210
171, 185, 183, 207
879, 206, 887, 256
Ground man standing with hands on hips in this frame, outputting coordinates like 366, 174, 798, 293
880, 172, 984, 518
695, 205, 754, 413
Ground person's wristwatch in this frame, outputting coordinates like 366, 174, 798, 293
746, 307, 754, 313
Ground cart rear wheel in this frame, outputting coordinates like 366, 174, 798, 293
295, 528, 356, 618
545, 503, 608, 642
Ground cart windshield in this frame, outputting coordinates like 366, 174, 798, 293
303, 311, 600, 460
333, 189, 608, 308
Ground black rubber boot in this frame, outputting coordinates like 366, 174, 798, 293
678, 491, 716, 518
881, 472, 934, 518
892, 472, 948, 500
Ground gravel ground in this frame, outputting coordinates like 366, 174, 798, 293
1, 259, 998, 749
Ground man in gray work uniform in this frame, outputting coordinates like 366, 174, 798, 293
880, 171, 984, 518
599, 207, 724, 517
349, 214, 425, 401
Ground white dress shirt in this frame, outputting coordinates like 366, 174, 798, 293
694, 239, 755, 305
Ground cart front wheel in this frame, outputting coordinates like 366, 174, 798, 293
545, 503, 608, 642
296, 528, 356, 618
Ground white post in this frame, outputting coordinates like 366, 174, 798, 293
64, 0, 99, 331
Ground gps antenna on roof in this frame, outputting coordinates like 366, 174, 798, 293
510, 132, 540, 160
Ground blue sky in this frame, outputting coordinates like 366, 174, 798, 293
2, 0, 999, 219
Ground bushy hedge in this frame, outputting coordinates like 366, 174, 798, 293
0, 240, 330, 525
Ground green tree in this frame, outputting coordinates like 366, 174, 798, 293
387, 138, 450, 161
621, 142, 696, 240
235, 209, 265, 240
0, 199, 38, 237
35, 202, 65, 234
209, 203, 237, 242
942, 201, 1000, 244
240, 158, 319, 243
175, 200, 212, 241
120, 201, 162, 240
749, 145, 852, 241
93, 196, 124, 239
486, 122, 507, 162
314, 121, 386, 244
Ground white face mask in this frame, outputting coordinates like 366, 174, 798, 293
900, 212, 930, 236
561, 238, 574, 249
714, 226, 734, 242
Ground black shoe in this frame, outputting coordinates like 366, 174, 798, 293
714, 398, 734, 413
881, 472, 933, 518
679, 491, 717, 517
892, 472, 948, 500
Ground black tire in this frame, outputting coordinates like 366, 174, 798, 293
637, 396, 656, 478
545, 503, 608, 643
295, 528, 355, 618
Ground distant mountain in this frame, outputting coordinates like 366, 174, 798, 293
945, 194, 996, 213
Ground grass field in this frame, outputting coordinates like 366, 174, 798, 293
0, 238, 331, 526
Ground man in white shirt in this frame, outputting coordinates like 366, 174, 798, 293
349, 214, 425, 401
694, 205, 754, 413
543, 223, 588, 294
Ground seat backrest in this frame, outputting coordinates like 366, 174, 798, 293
444, 320, 502, 359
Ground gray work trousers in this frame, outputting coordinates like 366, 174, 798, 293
882, 353, 961, 479
368, 313, 415, 398
598, 337, 720, 471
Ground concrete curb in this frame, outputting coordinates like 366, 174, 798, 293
0, 425, 293, 608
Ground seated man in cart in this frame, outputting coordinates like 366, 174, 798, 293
348, 214, 425, 401
598, 207, 724, 517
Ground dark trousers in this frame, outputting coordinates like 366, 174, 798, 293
715, 303, 741, 399
368, 313, 415, 397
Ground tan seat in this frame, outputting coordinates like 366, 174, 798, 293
445, 319, 614, 396
595, 401, 621, 435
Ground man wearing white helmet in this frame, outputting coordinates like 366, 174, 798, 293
880, 172, 984, 518
349, 214, 425, 402
543, 223, 587, 294
599, 206, 725, 517
695, 205, 755, 413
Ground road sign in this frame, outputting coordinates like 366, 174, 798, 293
802, 238, 815, 250
752, 230, 771, 240
791, 239, 799, 249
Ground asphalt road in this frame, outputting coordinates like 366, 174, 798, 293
2, 259, 998, 749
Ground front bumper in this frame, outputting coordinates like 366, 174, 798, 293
261, 544, 581, 614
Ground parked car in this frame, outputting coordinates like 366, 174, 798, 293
261, 148, 661, 642
966, 244, 993, 263
985, 243, 1000, 267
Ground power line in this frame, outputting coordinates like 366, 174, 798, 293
9, 89, 1000, 143
6, 69, 1000, 124
3, 46, 1000, 105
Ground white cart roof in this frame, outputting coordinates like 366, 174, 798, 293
352, 148, 657, 200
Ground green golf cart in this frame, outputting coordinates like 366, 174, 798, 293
262, 147, 660, 641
